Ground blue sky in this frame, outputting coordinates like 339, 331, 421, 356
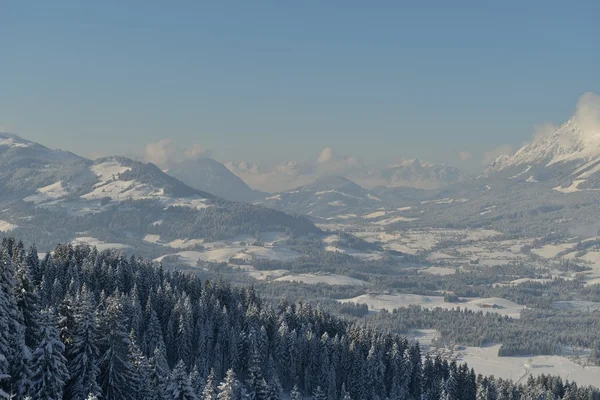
1, 1, 599, 168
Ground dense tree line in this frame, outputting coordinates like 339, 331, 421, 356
367, 305, 600, 362
1, 238, 600, 400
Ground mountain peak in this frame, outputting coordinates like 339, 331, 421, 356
486, 118, 600, 174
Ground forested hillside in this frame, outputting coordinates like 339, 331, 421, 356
1, 238, 599, 400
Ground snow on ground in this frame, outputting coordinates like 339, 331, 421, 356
551, 300, 600, 312
363, 211, 386, 219
531, 243, 576, 258
553, 180, 586, 193
509, 165, 532, 180
24, 181, 68, 204
427, 252, 458, 261
328, 201, 346, 207
242, 267, 290, 281
90, 160, 131, 183
0, 220, 17, 232
155, 244, 302, 266
143, 234, 161, 244
326, 213, 357, 220
367, 194, 381, 201
374, 216, 419, 225
455, 345, 600, 388
494, 278, 554, 287
421, 198, 468, 205
72, 236, 130, 251
275, 273, 368, 286
397, 206, 412, 211
419, 266, 456, 276
166, 238, 206, 249
265, 194, 281, 201
526, 176, 538, 183
341, 294, 525, 318
324, 245, 382, 261
0, 137, 31, 148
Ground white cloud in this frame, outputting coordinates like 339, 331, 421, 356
482, 145, 513, 165
532, 122, 558, 143
145, 139, 178, 166
574, 92, 600, 133
144, 139, 208, 166
317, 147, 334, 164
458, 151, 472, 161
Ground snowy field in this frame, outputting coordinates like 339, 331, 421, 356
154, 245, 303, 267
454, 345, 600, 388
24, 181, 68, 204
341, 293, 525, 318
419, 266, 456, 276
275, 273, 368, 286
72, 236, 131, 251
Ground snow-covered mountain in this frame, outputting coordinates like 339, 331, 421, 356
165, 157, 264, 202
259, 175, 382, 217
484, 117, 600, 193
0, 133, 320, 249
227, 158, 463, 192
348, 159, 464, 189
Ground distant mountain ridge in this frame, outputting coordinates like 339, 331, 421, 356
0, 133, 320, 249
484, 117, 600, 193
348, 159, 464, 189
166, 157, 265, 202
226, 158, 464, 192
259, 175, 382, 217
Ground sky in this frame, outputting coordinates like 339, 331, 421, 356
1, 1, 599, 170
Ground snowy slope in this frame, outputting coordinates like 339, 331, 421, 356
486, 119, 600, 173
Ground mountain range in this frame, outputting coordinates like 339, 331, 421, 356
0, 133, 320, 251
226, 158, 464, 192
483, 117, 600, 193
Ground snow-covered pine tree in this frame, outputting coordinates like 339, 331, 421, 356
9, 325, 32, 400
15, 258, 42, 350
312, 386, 327, 400
0, 252, 29, 399
150, 342, 171, 399
290, 385, 301, 400
203, 368, 218, 400
98, 298, 138, 400
167, 360, 197, 400
67, 286, 101, 400
217, 369, 240, 400
190, 365, 205, 398
340, 383, 352, 400
30, 310, 69, 400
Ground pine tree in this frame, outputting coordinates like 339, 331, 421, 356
190, 365, 205, 398
217, 369, 241, 400
67, 287, 101, 400
0, 253, 22, 397
15, 260, 42, 350
312, 386, 327, 400
30, 310, 69, 400
340, 384, 352, 400
203, 369, 218, 400
98, 299, 138, 400
9, 326, 32, 400
167, 360, 197, 400
150, 342, 171, 399
290, 385, 301, 400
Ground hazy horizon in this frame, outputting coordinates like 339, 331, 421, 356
2, 2, 599, 172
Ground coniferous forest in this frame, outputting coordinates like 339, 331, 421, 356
1, 238, 599, 400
